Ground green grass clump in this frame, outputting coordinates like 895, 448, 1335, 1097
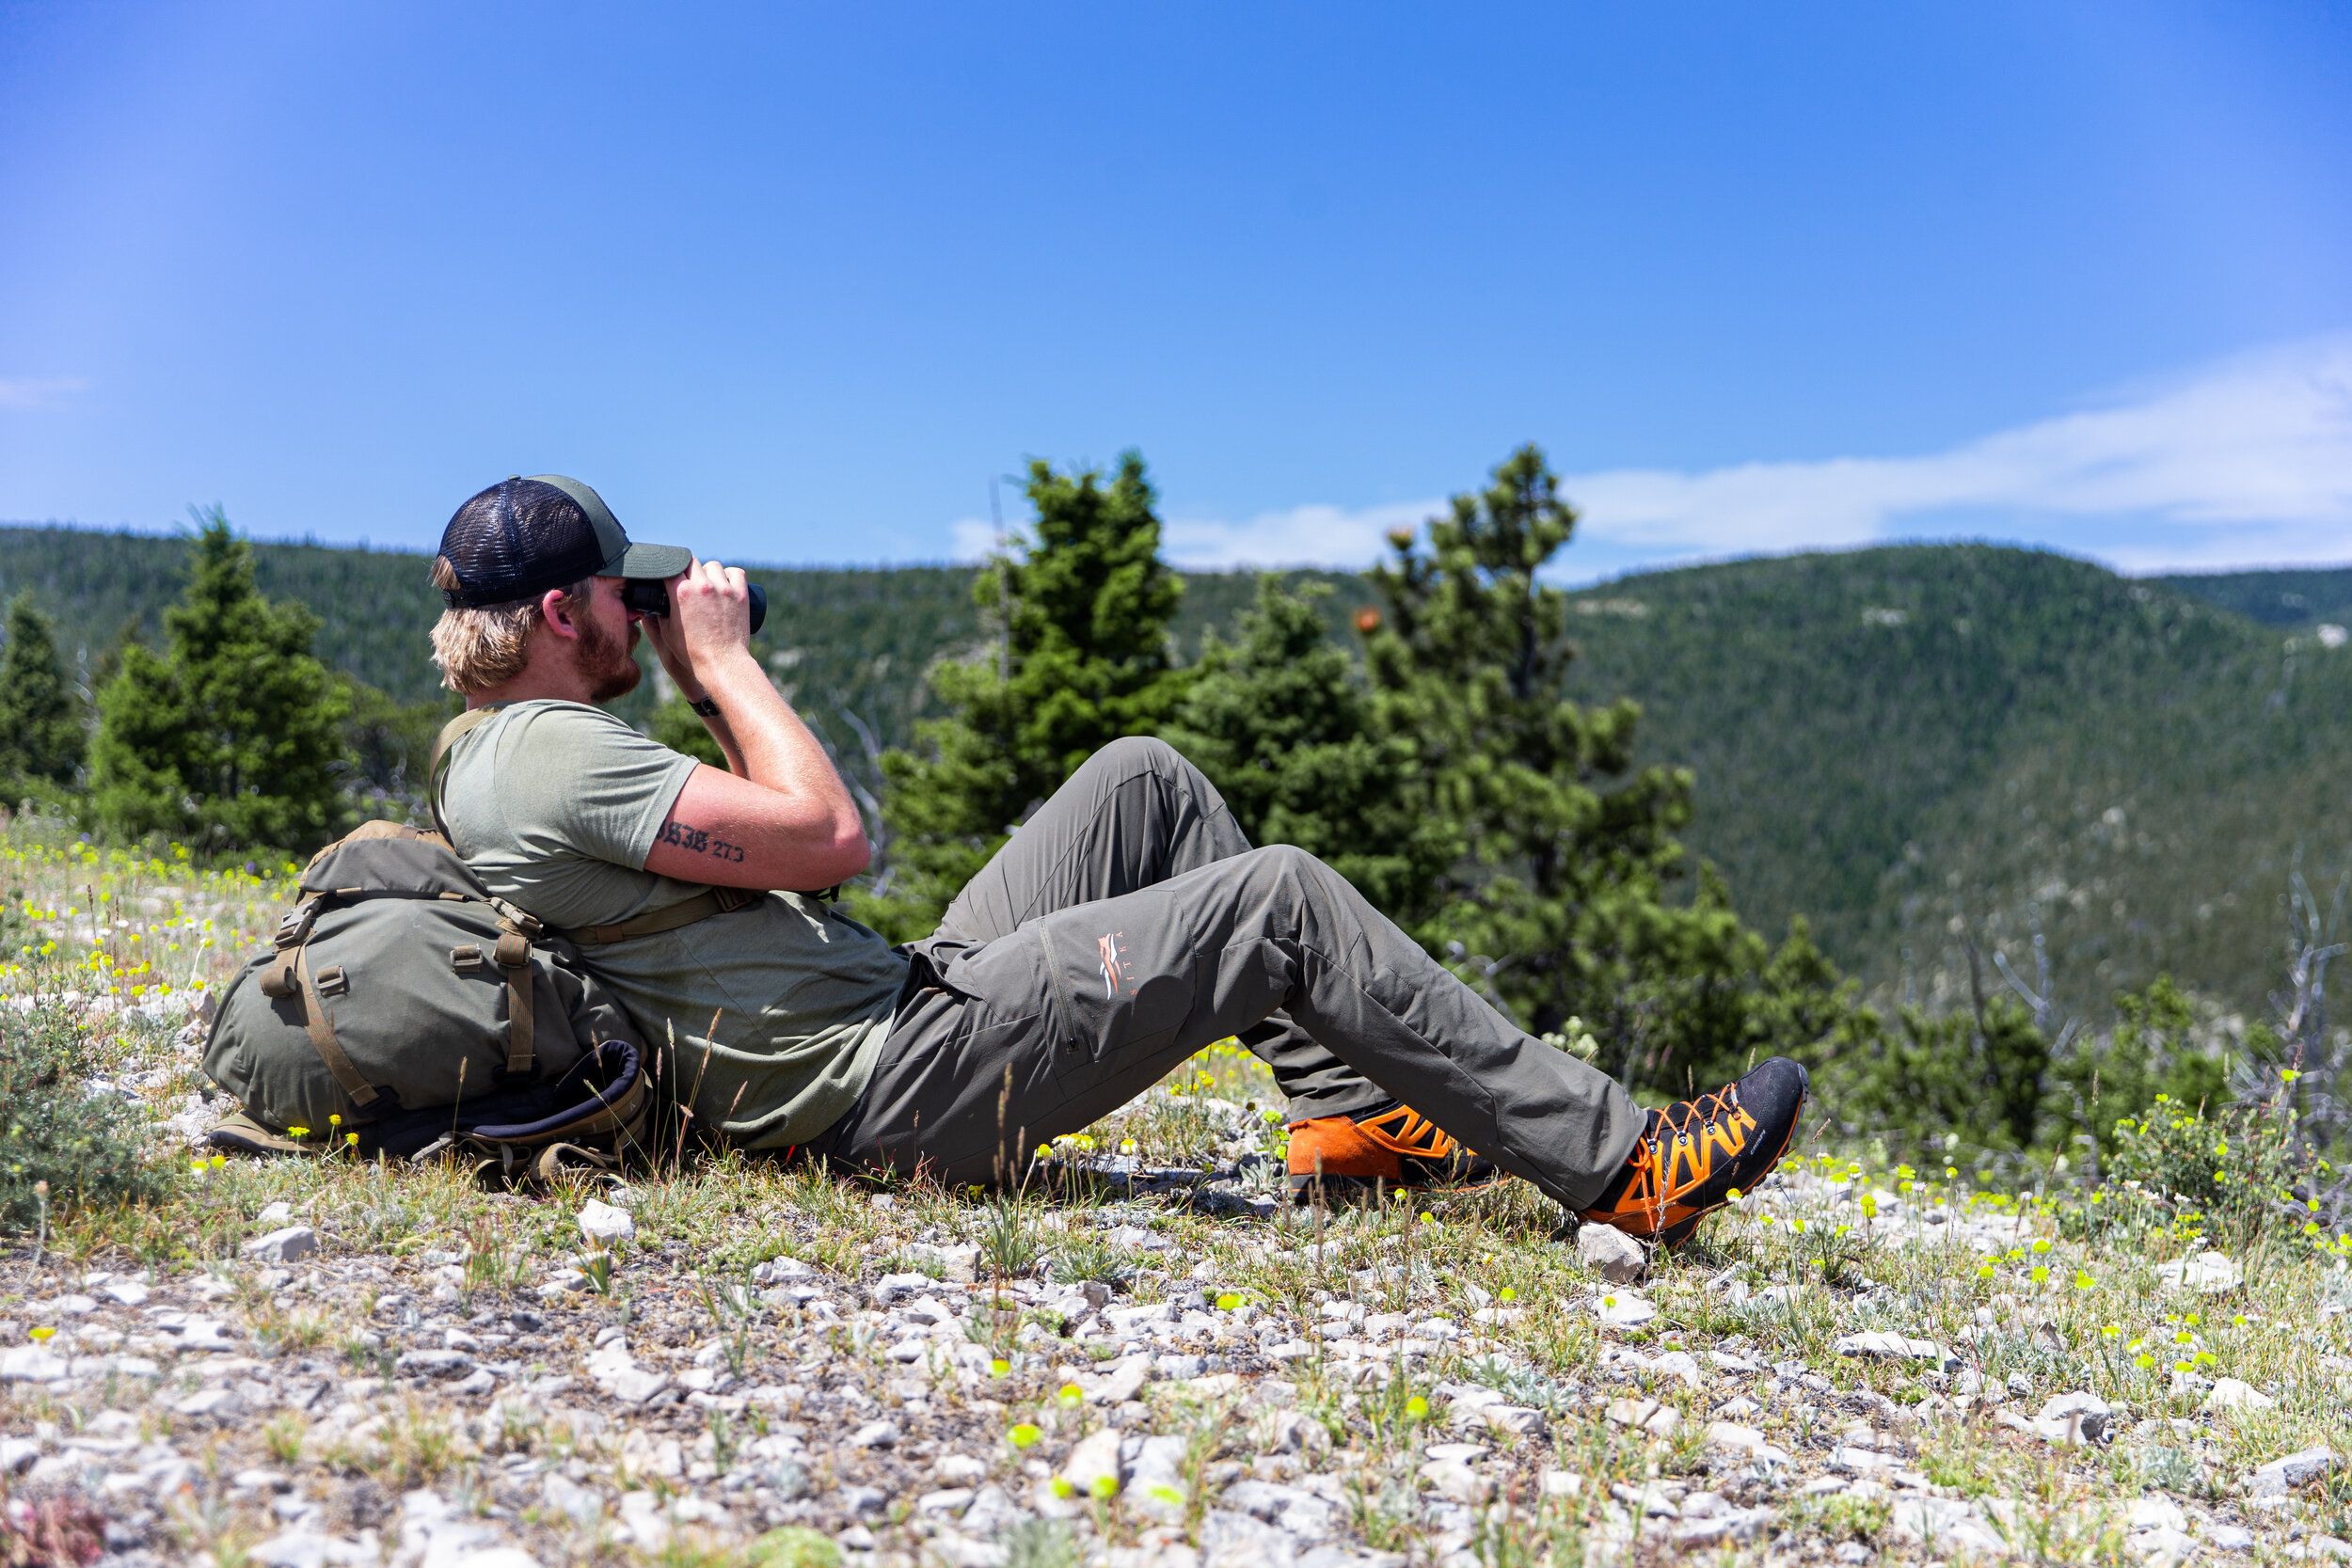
0, 995, 171, 1229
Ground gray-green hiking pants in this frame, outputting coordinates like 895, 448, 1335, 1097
813, 737, 1644, 1210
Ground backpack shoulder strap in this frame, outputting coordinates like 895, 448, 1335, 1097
428, 705, 506, 843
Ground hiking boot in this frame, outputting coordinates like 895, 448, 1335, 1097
1287, 1102, 1503, 1203
1577, 1057, 1809, 1246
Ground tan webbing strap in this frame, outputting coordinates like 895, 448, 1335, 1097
294, 946, 377, 1107
492, 929, 535, 1077
564, 884, 757, 946
428, 705, 506, 842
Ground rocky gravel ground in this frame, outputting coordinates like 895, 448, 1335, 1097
4, 842, 2352, 1566
7, 1054, 2352, 1568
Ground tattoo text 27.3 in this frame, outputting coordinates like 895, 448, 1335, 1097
656, 816, 748, 863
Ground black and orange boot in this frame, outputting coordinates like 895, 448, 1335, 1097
1287, 1102, 1503, 1204
1577, 1057, 1809, 1247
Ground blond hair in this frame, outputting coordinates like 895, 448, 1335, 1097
428, 557, 588, 695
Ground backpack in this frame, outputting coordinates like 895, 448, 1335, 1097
200, 820, 659, 1182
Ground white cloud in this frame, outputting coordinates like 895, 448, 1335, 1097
0, 376, 89, 412
1160, 498, 1446, 570
947, 515, 1005, 561
1082, 333, 2352, 574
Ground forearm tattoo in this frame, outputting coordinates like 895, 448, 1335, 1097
656, 816, 748, 863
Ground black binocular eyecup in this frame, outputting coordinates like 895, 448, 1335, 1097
623, 579, 767, 636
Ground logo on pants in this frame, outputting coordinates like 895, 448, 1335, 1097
1097, 931, 1132, 997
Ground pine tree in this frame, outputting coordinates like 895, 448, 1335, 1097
1164, 578, 1455, 916
861, 452, 1187, 937
1362, 445, 1804, 1088
0, 593, 87, 803
87, 508, 351, 852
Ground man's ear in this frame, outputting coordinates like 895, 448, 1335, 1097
538, 587, 583, 641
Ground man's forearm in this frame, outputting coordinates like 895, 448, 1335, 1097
691, 699, 751, 776
696, 651, 862, 831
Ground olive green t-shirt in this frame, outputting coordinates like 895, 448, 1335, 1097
436, 700, 905, 1148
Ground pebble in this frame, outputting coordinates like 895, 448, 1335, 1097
396, 1349, 476, 1379
1706, 1422, 1790, 1464
1059, 1428, 1124, 1496
2202, 1377, 2275, 1415
1674, 1506, 1771, 1547
1604, 1398, 1680, 1438
870, 1272, 935, 1306
849, 1420, 899, 1449
2155, 1250, 2243, 1295
2245, 1446, 2338, 1497
584, 1340, 670, 1405
0, 1347, 70, 1383
242, 1225, 318, 1262
1593, 1292, 1657, 1328
1889, 1497, 2009, 1559
2032, 1390, 2112, 1447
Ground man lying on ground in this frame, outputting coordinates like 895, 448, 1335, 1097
425, 475, 1808, 1243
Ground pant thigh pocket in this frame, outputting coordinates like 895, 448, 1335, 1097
1049, 937, 1195, 1080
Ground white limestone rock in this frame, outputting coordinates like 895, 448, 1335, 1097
1576, 1225, 1648, 1285
1833, 1331, 1959, 1373
242, 1225, 318, 1262
576, 1200, 634, 1245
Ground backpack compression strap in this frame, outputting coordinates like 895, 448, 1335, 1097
492, 925, 537, 1078
289, 945, 377, 1107
256, 899, 380, 1107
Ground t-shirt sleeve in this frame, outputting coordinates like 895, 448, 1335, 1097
500, 704, 702, 870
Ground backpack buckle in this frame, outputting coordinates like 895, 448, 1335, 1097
273, 904, 320, 948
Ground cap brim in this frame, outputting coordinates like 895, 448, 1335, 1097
610, 541, 695, 580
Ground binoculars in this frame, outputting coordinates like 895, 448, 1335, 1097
622, 578, 767, 636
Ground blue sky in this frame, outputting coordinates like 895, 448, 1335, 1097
3, 2, 2349, 579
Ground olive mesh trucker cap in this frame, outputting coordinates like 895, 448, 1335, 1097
437, 475, 694, 609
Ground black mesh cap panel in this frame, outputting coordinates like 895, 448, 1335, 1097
438, 478, 611, 608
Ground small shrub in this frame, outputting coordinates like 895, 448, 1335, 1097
0, 998, 169, 1231
2102, 1096, 2320, 1246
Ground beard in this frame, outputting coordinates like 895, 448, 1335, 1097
574, 611, 643, 703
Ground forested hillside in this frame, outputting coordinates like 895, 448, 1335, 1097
7, 521, 2347, 1021
2155, 563, 2352, 629
1565, 546, 2352, 1019
0, 524, 1361, 758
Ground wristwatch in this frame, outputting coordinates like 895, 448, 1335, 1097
687, 695, 722, 719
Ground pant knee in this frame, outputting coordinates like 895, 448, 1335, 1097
1088, 735, 1212, 796
1240, 842, 1322, 889
1094, 734, 1183, 773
